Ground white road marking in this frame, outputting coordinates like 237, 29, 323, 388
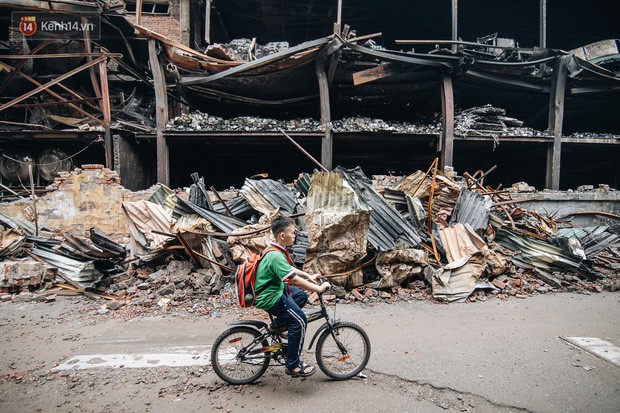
562, 337, 620, 367
52, 345, 212, 371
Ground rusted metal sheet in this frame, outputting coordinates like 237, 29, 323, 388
336, 166, 422, 250
438, 223, 486, 263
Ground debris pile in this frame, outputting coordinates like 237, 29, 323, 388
207, 39, 291, 61
166, 113, 323, 132
0, 161, 618, 312
166, 112, 440, 134
455, 105, 549, 137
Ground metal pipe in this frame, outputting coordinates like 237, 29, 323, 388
451, 0, 458, 53
540, 0, 547, 48
210, 186, 234, 217
279, 129, 328, 172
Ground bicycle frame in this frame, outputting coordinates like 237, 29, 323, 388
225, 292, 348, 362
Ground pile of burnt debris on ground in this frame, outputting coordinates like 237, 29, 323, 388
0, 162, 618, 314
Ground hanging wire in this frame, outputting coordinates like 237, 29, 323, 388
1, 138, 102, 167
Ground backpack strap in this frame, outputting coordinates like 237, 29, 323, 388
260, 245, 293, 265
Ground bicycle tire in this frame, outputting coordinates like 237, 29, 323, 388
315, 321, 371, 380
211, 326, 270, 384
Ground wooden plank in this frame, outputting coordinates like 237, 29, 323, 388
135, 0, 143, 26
316, 52, 333, 171
545, 55, 569, 190
148, 39, 170, 186
352, 63, 395, 86
440, 75, 454, 168
98, 58, 111, 124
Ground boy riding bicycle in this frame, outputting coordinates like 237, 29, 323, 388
253, 215, 330, 377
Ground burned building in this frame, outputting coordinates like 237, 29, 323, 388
0, 0, 618, 193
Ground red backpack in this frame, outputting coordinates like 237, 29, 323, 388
235, 246, 280, 308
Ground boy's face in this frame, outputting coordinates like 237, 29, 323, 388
277, 224, 296, 247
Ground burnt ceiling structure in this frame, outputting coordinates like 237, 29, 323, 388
210, 0, 618, 51
0, 0, 618, 192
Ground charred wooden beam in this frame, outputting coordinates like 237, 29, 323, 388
148, 39, 170, 186
352, 63, 396, 86
545, 55, 569, 190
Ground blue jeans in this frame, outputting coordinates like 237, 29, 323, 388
267, 286, 308, 370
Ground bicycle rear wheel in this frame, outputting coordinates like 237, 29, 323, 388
211, 326, 270, 384
315, 321, 371, 380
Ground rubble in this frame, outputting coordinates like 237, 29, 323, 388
455, 104, 549, 138
0, 160, 617, 311
166, 112, 441, 134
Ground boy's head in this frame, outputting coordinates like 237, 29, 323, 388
271, 215, 296, 246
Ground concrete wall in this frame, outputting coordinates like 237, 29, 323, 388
510, 191, 620, 233
0, 168, 154, 240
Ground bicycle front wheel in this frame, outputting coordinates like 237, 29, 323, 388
315, 321, 371, 380
211, 326, 270, 384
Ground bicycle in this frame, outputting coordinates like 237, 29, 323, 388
210, 288, 371, 384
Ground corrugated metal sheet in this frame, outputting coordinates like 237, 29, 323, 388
240, 178, 297, 215
291, 231, 308, 266
122, 200, 173, 256
450, 189, 493, 231
294, 173, 312, 196
89, 228, 126, 257
212, 195, 255, 218
62, 234, 123, 259
176, 197, 247, 233
495, 227, 602, 280
438, 223, 486, 263
556, 226, 620, 258
336, 166, 422, 250
30, 247, 102, 288
148, 185, 178, 216
0, 212, 36, 236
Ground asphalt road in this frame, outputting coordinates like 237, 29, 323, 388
1, 291, 619, 412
